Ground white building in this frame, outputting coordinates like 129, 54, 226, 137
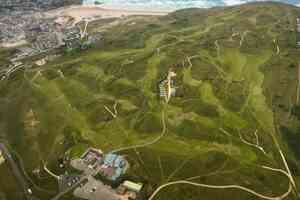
0, 150, 5, 165
159, 70, 177, 103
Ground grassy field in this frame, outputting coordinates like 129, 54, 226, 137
1, 2, 300, 200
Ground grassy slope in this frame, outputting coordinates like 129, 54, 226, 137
0, 2, 300, 200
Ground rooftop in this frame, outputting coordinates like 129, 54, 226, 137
0, 150, 4, 165
99, 153, 129, 181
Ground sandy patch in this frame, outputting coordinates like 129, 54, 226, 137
47, 5, 170, 23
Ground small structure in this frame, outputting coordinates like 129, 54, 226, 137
71, 148, 104, 176
117, 181, 143, 200
99, 153, 129, 181
24, 109, 40, 129
122, 181, 143, 193
70, 147, 139, 200
0, 150, 5, 165
159, 69, 177, 103
71, 148, 129, 181
81, 148, 104, 167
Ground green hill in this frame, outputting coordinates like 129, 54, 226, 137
1, 2, 300, 200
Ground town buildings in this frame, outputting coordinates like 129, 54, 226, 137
71, 148, 129, 180
70, 147, 141, 200
0, 10, 99, 62
0, 0, 82, 12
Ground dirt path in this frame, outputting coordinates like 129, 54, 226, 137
146, 116, 294, 200
148, 180, 292, 200
149, 164, 293, 200
239, 129, 267, 155
273, 39, 280, 55
110, 110, 166, 154
12, 150, 56, 194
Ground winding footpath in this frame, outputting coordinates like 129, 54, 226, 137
110, 110, 166, 154
12, 149, 56, 194
239, 130, 267, 155
149, 164, 293, 200
148, 180, 292, 200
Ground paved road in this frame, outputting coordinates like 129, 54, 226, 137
0, 143, 39, 200
0, 142, 87, 200
50, 176, 88, 200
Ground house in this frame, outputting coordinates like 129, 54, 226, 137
70, 148, 104, 176
122, 181, 143, 193
117, 181, 143, 200
81, 148, 104, 172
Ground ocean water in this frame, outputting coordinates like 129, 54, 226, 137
82, 0, 300, 10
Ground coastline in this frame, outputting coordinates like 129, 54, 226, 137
47, 5, 171, 23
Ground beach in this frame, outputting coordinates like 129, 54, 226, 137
47, 5, 170, 23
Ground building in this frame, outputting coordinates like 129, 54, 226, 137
99, 153, 129, 181
71, 148, 129, 182
71, 148, 129, 181
0, 150, 5, 165
32, 32, 60, 52
81, 148, 104, 167
122, 181, 143, 193
117, 181, 143, 200
0, 0, 82, 12
70, 148, 140, 200
159, 70, 177, 103
13, 47, 38, 61
70, 148, 104, 176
